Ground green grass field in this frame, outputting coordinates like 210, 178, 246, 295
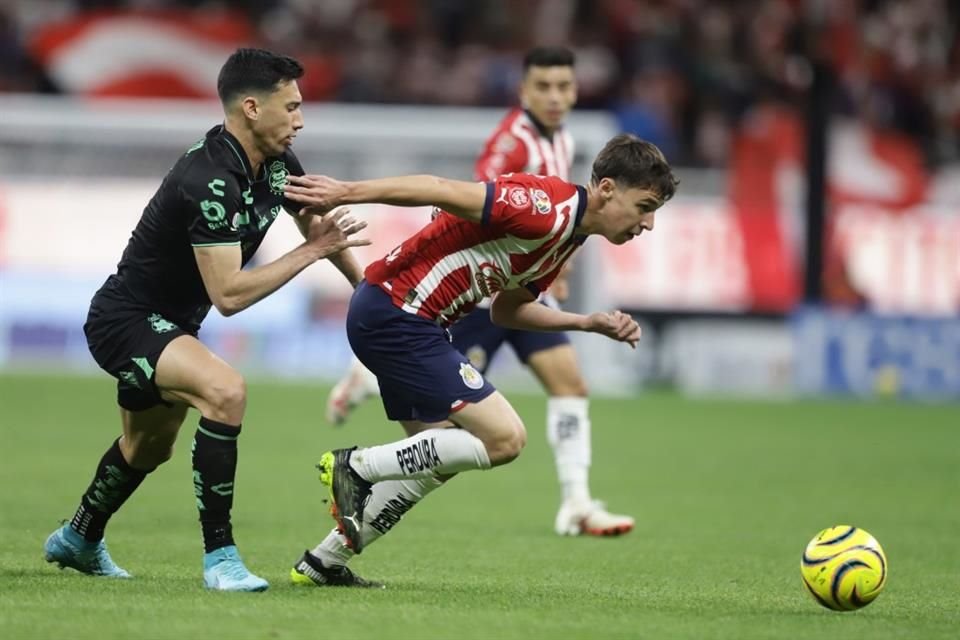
1, 372, 958, 639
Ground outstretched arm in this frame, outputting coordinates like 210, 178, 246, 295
285, 174, 488, 223
195, 209, 368, 316
490, 287, 642, 348
291, 207, 365, 287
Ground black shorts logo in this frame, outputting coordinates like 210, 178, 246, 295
147, 313, 177, 334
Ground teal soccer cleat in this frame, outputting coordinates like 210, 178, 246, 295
44, 524, 131, 578
202, 545, 269, 592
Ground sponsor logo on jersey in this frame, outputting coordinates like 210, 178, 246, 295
532, 189, 552, 214
231, 211, 250, 231
207, 179, 226, 197
201, 199, 226, 222
509, 187, 530, 208
474, 262, 508, 297
396, 437, 442, 475
459, 362, 484, 390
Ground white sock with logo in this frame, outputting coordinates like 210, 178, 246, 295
311, 474, 446, 567
349, 427, 490, 481
547, 396, 592, 504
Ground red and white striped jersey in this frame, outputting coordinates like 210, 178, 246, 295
365, 173, 587, 327
475, 109, 575, 181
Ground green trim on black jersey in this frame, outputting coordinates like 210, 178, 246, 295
222, 137, 253, 181
191, 241, 241, 247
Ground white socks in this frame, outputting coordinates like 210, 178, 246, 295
311, 428, 489, 567
547, 396, 592, 504
312, 474, 445, 567
349, 428, 491, 481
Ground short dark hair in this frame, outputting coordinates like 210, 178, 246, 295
591, 134, 679, 203
217, 48, 304, 104
523, 46, 575, 72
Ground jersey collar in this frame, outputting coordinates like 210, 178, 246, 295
573, 185, 588, 245
523, 109, 559, 142
211, 124, 256, 182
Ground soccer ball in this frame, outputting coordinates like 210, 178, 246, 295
800, 525, 887, 611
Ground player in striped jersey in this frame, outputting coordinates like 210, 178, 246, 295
327, 47, 635, 538
283, 134, 677, 584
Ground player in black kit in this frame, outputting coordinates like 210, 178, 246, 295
43, 48, 368, 592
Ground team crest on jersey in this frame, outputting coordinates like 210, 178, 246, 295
532, 189, 551, 214
508, 187, 530, 208
268, 161, 288, 195
459, 362, 484, 390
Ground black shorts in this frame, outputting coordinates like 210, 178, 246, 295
83, 293, 193, 411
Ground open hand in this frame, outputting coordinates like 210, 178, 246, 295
305, 207, 371, 259
585, 310, 642, 348
285, 174, 348, 211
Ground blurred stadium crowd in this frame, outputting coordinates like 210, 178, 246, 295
1, 0, 958, 168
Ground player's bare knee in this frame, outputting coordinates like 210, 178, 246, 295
202, 373, 247, 423
487, 419, 527, 465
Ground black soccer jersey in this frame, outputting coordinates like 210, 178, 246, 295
97, 125, 305, 331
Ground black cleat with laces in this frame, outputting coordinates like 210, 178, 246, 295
290, 550, 385, 588
317, 447, 373, 553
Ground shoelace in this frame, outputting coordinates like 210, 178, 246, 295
66, 540, 120, 574
91, 542, 120, 572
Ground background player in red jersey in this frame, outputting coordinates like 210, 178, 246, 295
325, 47, 635, 538
283, 134, 678, 587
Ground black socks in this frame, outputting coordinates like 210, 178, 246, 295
192, 417, 241, 553
71, 438, 150, 543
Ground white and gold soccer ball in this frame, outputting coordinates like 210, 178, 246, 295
800, 525, 888, 611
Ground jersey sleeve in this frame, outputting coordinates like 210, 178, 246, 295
481, 174, 572, 239
180, 168, 244, 247
280, 149, 307, 215
474, 131, 529, 181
